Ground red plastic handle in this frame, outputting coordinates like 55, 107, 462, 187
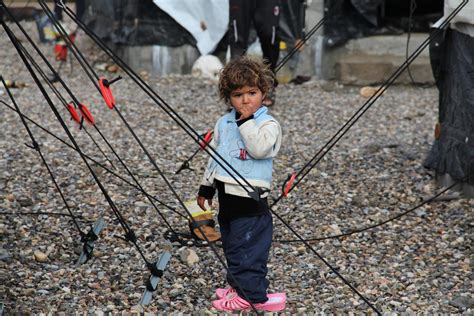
283, 173, 296, 198
67, 103, 81, 124
199, 130, 213, 150
79, 104, 95, 125
99, 78, 116, 109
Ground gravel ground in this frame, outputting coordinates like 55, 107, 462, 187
0, 22, 473, 314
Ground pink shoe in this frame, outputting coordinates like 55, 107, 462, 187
212, 292, 286, 312
215, 287, 235, 299
215, 287, 284, 300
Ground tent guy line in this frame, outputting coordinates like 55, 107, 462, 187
60, 2, 383, 312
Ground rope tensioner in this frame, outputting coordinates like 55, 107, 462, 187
79, 103, 95, 125
99, 76, 122, 109
76, 217, 106, 266
176, 130, 214, 174
67, 102, 95, 126
67, 102, 80, 123
282, 173, 297, 198
139, 251, 172, 306
199, 130, 213, 149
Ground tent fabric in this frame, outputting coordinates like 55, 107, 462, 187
153, 0, 229, 55
82, 0, 305, 56
323, 0, 444, 47
82, 0, 196, 47
323, 0, 385, 47
424, 28, 474, 193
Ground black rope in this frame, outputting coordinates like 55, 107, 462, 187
16, 40, 117, 170
40, 0, 217, 252
53, 3, 257, 309
0, 99, 185, 219
405, 0, 418, 85
1, 18, 151, 268
59, 3, 380, 312
17, 29, 179, 235
269, 0, 469, 210
276, 172, 472, 243
82, 127, 116, 169
61, 4, 260, 200
260, 3, 467, 311
50, 4, 465, 310
1, 75, 85, 237
178, 8, 322, 168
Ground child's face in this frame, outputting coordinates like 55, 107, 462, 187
229, 86, 264, 119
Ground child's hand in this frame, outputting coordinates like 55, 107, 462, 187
237, 106, 255, 120
197, 196, 212, 211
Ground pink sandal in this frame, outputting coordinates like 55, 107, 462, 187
212, 292, 286, 312
215, 287, 236, 299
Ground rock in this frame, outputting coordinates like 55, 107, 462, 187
0, 249, 10, 261
106, 64, 119, 73
450, 295, 474, 309
179, 248, 199, 267
359, 86, 383, 98
34, 250, 48, 262
296, 245, 306, 254
329, 224, 342, 235
94, 63, 107, 71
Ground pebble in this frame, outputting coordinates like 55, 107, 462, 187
34, 250, 48, 263
179, 248, 199, 267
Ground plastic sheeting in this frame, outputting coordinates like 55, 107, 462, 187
82, 0, 196, 47
82, 0, 306, 56
424, 28, 474, 193
153, 0, 228, 55
324, 0, 384, 47
323, 0, 443, 47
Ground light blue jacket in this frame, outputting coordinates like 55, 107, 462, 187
204, 106, 281, 196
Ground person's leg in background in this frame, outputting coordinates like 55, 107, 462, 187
76, 0, 86, 21
229, 0, 256, 60
254, 0, 281, 71
254, 0, 280, 106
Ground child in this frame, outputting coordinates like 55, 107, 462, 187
197, 56, 286, 312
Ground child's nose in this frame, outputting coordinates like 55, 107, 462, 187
242, 94, 250, 103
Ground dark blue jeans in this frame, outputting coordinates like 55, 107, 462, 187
219, 212, 273, 303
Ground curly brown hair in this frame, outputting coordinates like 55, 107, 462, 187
218, 56, 275, 104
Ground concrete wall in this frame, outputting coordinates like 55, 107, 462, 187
117, 45, 200, 76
